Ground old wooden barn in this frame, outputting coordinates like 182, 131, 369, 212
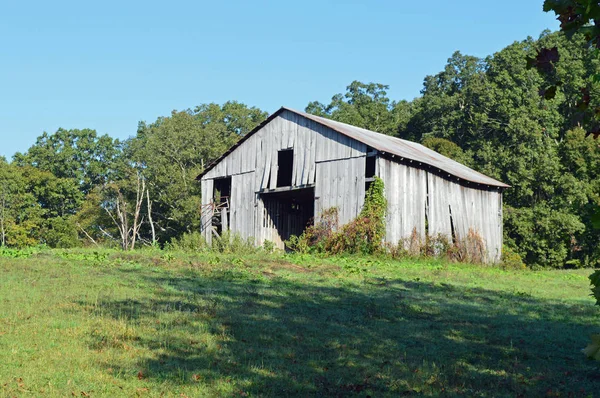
198, 107, 509, 262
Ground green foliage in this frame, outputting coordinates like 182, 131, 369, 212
211, 230, 257, 255
329, 177, 387, 254
306, 81, 413, 136
421, 137, 473, 167
590, 269, 600, 306
500, 245, 527, 270
166, 231, 208, 253
41, 216, 80, 249
128, 102, 267, 243
13, 128, 121, 195
287, 178, 387, 255
284, 234, 310, 254
285, 207, 338, 254
262, 239, 275, 253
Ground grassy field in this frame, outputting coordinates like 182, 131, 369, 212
0, 249, 598, 397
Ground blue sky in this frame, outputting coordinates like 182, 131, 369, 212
0, 1, 558, 159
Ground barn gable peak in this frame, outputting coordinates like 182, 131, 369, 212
197, 106, 509, 189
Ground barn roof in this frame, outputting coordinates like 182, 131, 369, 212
198, 107, 510, 188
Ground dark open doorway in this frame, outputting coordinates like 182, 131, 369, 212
212, 177, 231, 235
261, 186, 314, 247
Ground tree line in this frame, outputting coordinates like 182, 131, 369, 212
1, 30, 599, 268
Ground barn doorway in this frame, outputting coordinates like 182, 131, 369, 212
212, 177, 231, 235
260, 187, 314, 248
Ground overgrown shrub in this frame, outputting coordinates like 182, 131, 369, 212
500, 245, 526, 270
212, 230, 257, 255
262, 239, 275, 253
285, 207, 339, 253
286, 177, 387, 255
445, 229, 486, 264
326, 177, 387, 254
167, 231, 208, 252
421, 233, 452, 258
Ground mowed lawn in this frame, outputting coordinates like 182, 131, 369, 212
0, 250, 599, 397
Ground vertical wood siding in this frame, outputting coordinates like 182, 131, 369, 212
377, 158, 427, 245
378, 157, 503, 262
200, 110, 367, 248
315, 156, 366, 227
230, 171, 256, 240
200, 178, 214, 244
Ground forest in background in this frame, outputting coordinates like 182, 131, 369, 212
1, 29, 599, 268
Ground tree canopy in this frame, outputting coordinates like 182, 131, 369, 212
2, 28, 598, 268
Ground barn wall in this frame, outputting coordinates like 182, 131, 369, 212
315, 156, 366, 227
230, 172, 256, 240
377, 158, 427, 245
201, 110, 367, 246
378, 157, 503, 263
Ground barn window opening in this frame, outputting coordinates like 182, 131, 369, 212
365, 148, 376, 194
212, 177, 231, 235
365, 156, 376, 178
277, 149, 293, 187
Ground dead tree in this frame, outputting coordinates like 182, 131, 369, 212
103, 172, 146, 250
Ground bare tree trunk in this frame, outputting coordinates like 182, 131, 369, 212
129, 175, 145, 250
104, 187, 129, 250
146, 187, 156, 245
116, 190, 129, 250
103, 171, 148, 251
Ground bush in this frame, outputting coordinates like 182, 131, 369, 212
421, 233, 452, 258
42, 217, 81, 249
167, 231, 208, 252
262, 239, 275, 253
286, 177, 387, 255
212, 230, 257, 255
285, 207, 339, 253
501, 245, 526, 270
445, 230, 486, 264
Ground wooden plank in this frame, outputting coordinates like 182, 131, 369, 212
200, 178, 214, 245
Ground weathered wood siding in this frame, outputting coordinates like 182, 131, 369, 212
378, 158, 502, 263
377, 158, 427, 245
315, 156, 366, 227
230, 171, 256, 240
201, 110, 367, 248
200, 178, 214, 244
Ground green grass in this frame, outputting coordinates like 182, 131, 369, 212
0, 249, 598, 397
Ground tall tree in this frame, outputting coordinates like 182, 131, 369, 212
14, 128, 121, 195
129, 101, 267, 243
400, 32, 599, 267
306, 81, 413, 136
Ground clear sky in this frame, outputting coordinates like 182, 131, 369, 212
0, 0, 558, 159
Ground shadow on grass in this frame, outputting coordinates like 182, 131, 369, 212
80, 268, 600, 397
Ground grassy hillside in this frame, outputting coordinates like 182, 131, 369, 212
0, 249, 598, 397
